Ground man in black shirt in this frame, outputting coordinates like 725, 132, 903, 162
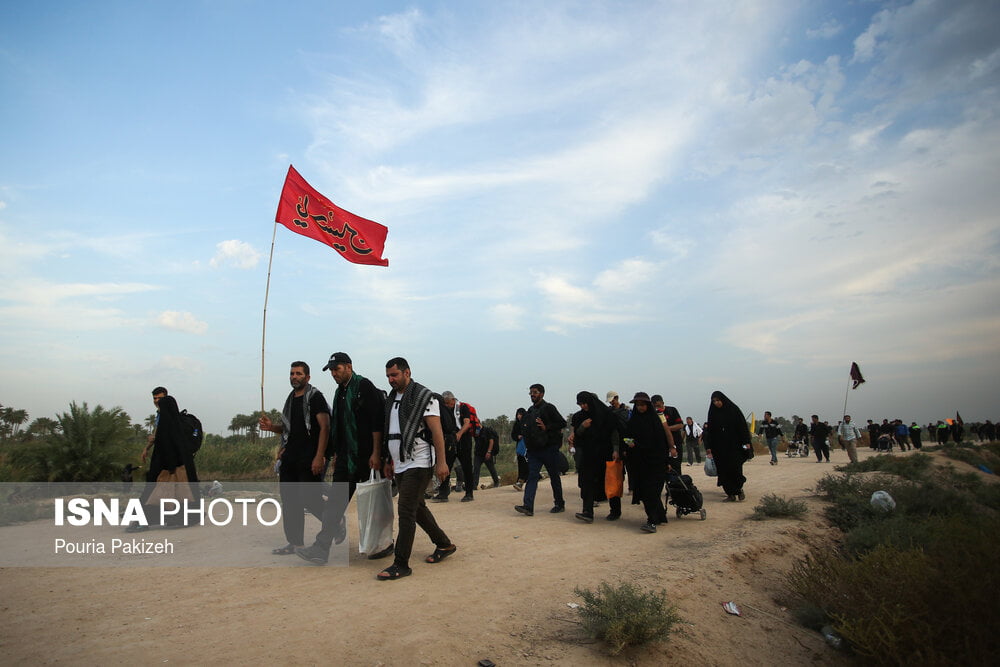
515, 383, 567, 516
297, 352, 388, 565
473, 424, 501, 490
259, 361, 330, 555
809, 414, 831, 463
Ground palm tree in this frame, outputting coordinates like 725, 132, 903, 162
26, 417, 60, 437
8, 409, 28, 436
26, 402, 134, 482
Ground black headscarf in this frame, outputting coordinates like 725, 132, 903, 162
511, 407, 527, 442
706, 390, 751, 451
627, 398, 668, 461
573, 391, 615, 456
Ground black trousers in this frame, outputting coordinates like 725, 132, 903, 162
278, 458, 326, 546
473, 454, 500, 488
437, 444, 458, 498
314, 461, 363, 550
453, 440, 475, 497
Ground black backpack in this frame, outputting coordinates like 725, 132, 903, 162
180, 409, 204, 454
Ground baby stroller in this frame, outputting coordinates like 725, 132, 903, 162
666, 471, 706, 520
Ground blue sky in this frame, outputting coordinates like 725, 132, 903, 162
2, 0, 998, 435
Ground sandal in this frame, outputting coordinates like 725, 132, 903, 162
376, 564, 412, 580
271, 543, 298, 555
425, 544, 458, 564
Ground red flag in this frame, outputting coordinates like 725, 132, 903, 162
850, 362, 866, 389
274, 165, 388, 267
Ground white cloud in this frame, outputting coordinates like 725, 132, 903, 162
0, 278, 157, 331
489, 303, 524, 331
156, 311, 208, 335
806, 19, 842, 40
210, 240, 261, 269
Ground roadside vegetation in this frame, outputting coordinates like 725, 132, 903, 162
574, 581, 681, 655
785, 447, 1000, 664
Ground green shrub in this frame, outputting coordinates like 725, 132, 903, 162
840, 452, 934, 480
574, 581, 681, 655
750, 493, 808, 520
195, 435, 279, 480
790, 452, 1000, 664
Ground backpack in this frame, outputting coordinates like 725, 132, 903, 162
464, 403, 482, 433
180, 409, 204, 454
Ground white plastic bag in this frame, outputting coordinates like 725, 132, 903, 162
704, 457, 718, 477
356, 470, 394, 555
870, 490, 896, 512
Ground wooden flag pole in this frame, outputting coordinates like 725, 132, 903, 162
841, 377, 851, 422
260, 222, 279, 415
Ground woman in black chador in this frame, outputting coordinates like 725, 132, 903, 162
137, 395, 200, 527
570, 391, 618, 523
625, 392, 669, 533
704, 390, 751, 502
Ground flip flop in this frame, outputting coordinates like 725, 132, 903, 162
376, 564, 412, 580
425, 544, 457, 564
272, 544, 297, 555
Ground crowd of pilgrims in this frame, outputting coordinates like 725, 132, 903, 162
509, 390, 751, 533
506, 390, 994, 533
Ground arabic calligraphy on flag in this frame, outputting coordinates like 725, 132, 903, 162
274, 165, 389, 267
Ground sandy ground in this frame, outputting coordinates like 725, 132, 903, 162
0, 447, 908, 666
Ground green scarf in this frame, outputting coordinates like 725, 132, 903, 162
332, 372, 364, 476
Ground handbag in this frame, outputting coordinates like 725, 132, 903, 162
356, 470, 394, 555
604, 460, 624, 499
704, 457, 718, 477
515, 437, 527, 458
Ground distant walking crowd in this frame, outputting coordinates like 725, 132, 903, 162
136, 358, 992, 577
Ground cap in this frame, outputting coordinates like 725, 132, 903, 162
630, 391, 651, 404
322, 352, 352, 371
606, 390, 619, 402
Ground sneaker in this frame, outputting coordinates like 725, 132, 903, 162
723, 495, 737, 502
574, 512, 594, 523
512, 481, 524, 491
550, 505, 565, 514
431, 496, 449, 503
461, 495, 474, 502
333, 518, 347, 545
605, 512, 621, 521
295, 544, 329, 565
640, 522, 657, 533
514, 505, 534, 516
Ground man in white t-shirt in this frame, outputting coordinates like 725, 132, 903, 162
376, 357, 457, 580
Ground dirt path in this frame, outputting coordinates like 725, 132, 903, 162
0, 448, 895, 665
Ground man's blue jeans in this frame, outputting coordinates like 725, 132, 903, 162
766, 437, 779, 463
522, 446, 565, 511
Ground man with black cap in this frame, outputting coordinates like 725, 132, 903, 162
297, 352, 389, 565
